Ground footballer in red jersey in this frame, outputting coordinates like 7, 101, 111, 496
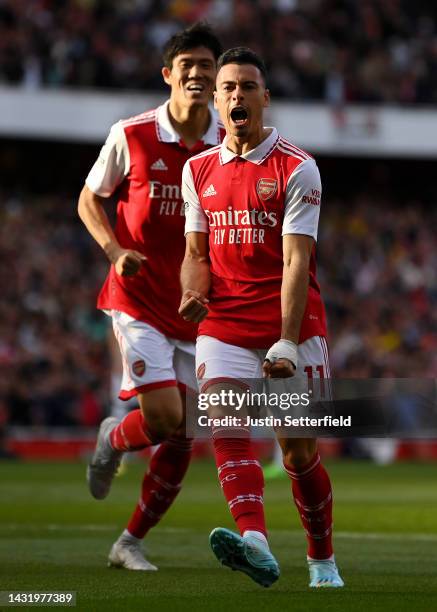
78, 23, 223, 571
180, 47, 344, 589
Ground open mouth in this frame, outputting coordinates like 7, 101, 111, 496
230, 106, 249, 126
186, 82, 205, 93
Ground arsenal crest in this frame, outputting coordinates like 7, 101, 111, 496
132, 359, 146, 377
257, 178, 277, 201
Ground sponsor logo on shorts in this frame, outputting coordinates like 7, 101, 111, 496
256, 178, 277, 201
197, 363, 206, 379
132, 359, 146, 377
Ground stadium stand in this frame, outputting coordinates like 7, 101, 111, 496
1, 0, 437, 104
0, 188, 108, 428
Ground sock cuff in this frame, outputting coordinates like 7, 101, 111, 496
121, 529, 142, 543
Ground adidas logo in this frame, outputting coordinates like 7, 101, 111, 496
202, 184, 217, 198
150, 158, 168, 171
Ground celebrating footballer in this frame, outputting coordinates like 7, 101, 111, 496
180, 47, 344, 589
78, 23, 223, 571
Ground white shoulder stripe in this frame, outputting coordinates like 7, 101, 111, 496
123, 119, 155, 128
277, 143, 307, 162
122, 116, 156, 128
122, 110, 156, 126
135, 109, 156, 119
279, 137, 311, 159
124, 109, 156, 120
279, 136, 309, 152
278, 139, 310, 159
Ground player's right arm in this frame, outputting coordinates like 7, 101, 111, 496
179, 232, 210, 322
77, 122, 146, 276
179, 161, 210, 323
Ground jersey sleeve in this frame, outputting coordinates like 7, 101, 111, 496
85, 121, 130, 197
182, 161, 209, 234
282, 158, 321, 240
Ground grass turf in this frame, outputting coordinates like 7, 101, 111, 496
0, 459, 436, 611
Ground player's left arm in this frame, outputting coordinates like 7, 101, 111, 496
263, 234, 313, 378
263, 158, 321, 378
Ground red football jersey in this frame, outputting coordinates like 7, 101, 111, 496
182, 127, 327, 349
86, 101, 224, 342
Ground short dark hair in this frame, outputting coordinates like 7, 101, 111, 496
217, 47, 267, 83
162, 22, 222, 68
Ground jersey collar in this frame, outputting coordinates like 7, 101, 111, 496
219, 127, 279, 165
156, 100, 221, 146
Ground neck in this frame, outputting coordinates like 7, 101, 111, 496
168, 99, 211, 149
226, 127, 272, 156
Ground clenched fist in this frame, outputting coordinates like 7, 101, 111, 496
262, 339, 297, 378
113, 249, 147, 276
178, 290, 209, 323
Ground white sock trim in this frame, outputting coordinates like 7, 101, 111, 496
119, 529, 142, 544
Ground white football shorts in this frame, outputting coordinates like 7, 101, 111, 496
195, 335, 331, 399
111, 310, 196, 399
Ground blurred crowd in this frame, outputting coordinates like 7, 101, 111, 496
320, 198, 437, 378
1, 0, 437, 104
0, 193, 109, 428
0, 178, 435, 428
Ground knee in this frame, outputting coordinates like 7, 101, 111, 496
148, 411, 181, 440
280, 439, 317, 469
138, 393, 183, 441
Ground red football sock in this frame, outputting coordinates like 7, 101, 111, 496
127, 434, 193, 538
213, 433, 266, 537
284, 453, 333, 559
109, 409, 156, 451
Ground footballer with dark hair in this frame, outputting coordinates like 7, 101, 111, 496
78, 23, 224, 571
180, 47, 344, 589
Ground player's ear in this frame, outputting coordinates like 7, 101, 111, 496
263, 88, 270, 108
162, 66, 172, 86
213, 90, 218, 109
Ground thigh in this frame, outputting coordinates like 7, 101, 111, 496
137, 385, 183, 438
195, 335, 263, 391
111, 311, 177, 400
173, 340, 197, 393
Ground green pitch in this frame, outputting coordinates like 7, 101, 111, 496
0, 459, 436, 612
